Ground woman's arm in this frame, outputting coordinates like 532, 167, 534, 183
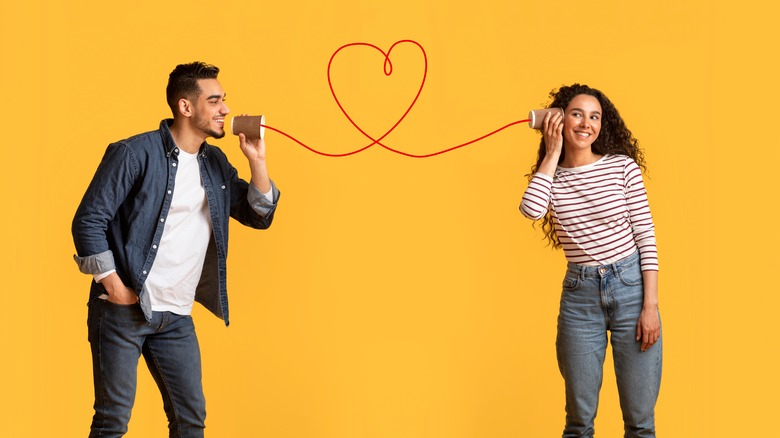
637, 269, 661, 351
519, 111, 563, 219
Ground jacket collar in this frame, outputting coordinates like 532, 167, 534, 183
159, 119, 210, 158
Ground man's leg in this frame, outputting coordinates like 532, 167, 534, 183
87, 299, 150, 438
143, 312, 206, 438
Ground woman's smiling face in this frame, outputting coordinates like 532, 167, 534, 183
562, 94, 602, 151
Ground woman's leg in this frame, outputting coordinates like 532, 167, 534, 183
556, 268, 609, 438
609, 258, 663, 438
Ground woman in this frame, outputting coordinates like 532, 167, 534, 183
519, 84, 662, 437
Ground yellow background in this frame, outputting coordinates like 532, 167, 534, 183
0, 0, 775, 436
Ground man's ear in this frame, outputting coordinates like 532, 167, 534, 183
178, 98, 193, 117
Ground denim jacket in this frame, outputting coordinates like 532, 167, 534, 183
72, 119, 280, 325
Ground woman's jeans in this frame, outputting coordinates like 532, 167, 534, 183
87, 298, 206, 438
557, 251, 662, 438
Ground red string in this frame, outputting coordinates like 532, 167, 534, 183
260, 39, 529, 158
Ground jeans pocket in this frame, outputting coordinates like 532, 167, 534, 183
562, 273, 580, 291
104, 299, 138, 308
616, 263, 643, 287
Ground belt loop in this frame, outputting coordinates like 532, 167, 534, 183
611, 262, 618, 277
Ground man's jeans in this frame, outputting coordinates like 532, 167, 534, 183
556, 252, 662, 438
87, 298, 206, 438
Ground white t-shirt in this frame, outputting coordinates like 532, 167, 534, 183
146, 149, 212, 315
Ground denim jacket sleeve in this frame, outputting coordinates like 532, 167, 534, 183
71, 141, 138, 275
226, 161, 280, 230
247, 180, 280, 219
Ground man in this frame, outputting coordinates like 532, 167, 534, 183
72, 62, 280, 437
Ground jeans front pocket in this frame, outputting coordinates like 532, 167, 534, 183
616, 261, 643, 287
562, 271, 580, 292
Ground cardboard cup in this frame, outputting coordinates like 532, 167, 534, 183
231, 115, 266, 139
528, 108, 564, 130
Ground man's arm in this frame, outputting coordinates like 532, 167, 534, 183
238, 133, 271, 194
230, 134, 280, 229
72, 142, 138, 295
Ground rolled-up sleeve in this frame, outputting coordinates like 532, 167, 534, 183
247, 179, 280, 217
73, 249, 116, 276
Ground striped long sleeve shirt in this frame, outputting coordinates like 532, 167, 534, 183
520, 154, 658, 271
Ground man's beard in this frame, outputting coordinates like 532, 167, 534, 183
194, 114, 225, 139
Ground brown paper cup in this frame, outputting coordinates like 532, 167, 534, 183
231, 115, 266, 139
528, 108, 564, 130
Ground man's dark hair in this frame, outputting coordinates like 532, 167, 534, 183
166, 62, 220, 114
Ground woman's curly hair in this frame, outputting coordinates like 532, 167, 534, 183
527, 84, 646, 249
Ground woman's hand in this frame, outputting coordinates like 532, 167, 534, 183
537, 110, 565, 176
637, 270, 660, 351
636, 307, 661, 351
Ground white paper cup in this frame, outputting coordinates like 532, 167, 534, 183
528, 108, 564, 130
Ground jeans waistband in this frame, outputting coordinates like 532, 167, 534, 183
566, 251, 640, 279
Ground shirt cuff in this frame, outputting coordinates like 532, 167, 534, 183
247, 179, 279, 216
94, 270, 116, 283
73, 249, 116, 276
261, 188, 273, 203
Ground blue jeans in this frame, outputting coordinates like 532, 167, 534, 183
556, 252, 662, 438
87, 298, 206, 437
